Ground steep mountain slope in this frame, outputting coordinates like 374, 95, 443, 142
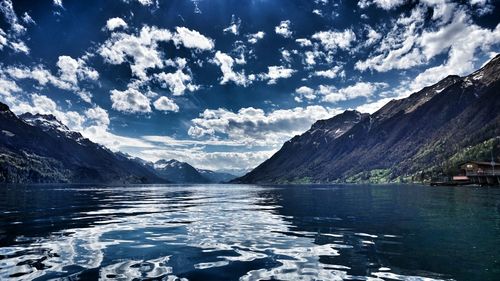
235, 55, 500, 184
0, 106, 165, 184
152, 159, 211, 183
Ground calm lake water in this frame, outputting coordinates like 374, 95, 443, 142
0, 184, 500, 281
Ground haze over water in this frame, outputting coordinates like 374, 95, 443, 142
0, 184, 499, 281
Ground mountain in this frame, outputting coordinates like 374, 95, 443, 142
151, 159, 210, 183
0, 106, 166, 184
150, 159, 237, 183
234, 55, 500, 184
197, 169, 237, 183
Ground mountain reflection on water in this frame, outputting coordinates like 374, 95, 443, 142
0, 184, 499, 281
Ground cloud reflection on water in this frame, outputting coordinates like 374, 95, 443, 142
0, 185, 450, 281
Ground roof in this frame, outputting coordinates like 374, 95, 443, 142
461, 161, 500, 167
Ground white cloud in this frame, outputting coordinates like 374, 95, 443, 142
365, 27, 382, 46
294, 86, 316, 102
110, 88, 152, 113
247, 31, 265, 44
296, 38, 313, 47
53, 0, 63, 7
356, 3, 500, 78
154, 58, 199, 95
0, 75, 20, 98
173, 26, 215, 51
261, 66, 295, 84
8, 94, 86, 132
355, 7, 426, 72
358, 0, 406, 10
0, 0, 31, 54
188, 105, 343, 147
281, 50, 292, 62
304, 51, 316, 66
106, 17, 128, 31
22, 12, 35, 25
57, 55, 99, 85
153, 96, 179, 112
2, 56, 98, 103
85, 106, 110, 126
138, 148, 274, 172
99, 26, 172, 79
314, 66, 342, 78
275, 20, 292, 38
0, 0, 26, 34
9, 41, 29, 54
223, 15, 241, 35
312, 29, 356, 50
294, 82, 388, 103
213, 51, 253, 86
0, 29, 6, 49
320, 82, 388, 103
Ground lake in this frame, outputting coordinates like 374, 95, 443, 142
0, 184, 499, 281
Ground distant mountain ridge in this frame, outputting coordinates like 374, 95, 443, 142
0, 105, 166, 184
234, 55, 500, 184
149, 159, 237, 183
0, 106, 237, 184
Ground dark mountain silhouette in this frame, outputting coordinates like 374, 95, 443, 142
0, 106, 166, 184
234, 55, 500, 184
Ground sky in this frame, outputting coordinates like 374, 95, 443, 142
0, 0, 499, 173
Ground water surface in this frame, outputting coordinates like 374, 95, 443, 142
1, 184, 499, 280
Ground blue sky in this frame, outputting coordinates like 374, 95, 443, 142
0, 0, 499, 172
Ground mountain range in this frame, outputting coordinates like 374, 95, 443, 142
0, 106, 235, 184
0, 106, 165, 184
149, 159, 237, 183
234, 54, 500, 184
1, 55, 499, 185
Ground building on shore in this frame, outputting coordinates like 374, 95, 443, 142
459, 161, 500, 186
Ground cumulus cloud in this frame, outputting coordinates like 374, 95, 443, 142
53, 0, 63, 7
0, 0, 26, 34
294, 86, 316, 102
213, 51, 254, 86
260, 66, 295, 84
294, 82, 388, 103
313, 66, 343, 79
312, 29, 356, 50
355, 7, 426, 72
85, 106, 110, 126
296, 38, 313, 47
106, 17, 128, 31
320, 82, 388, 103
154, 58, 199, 95
275, 20, 292, 38
223, 15, 241, 35
0, 74, 21, 98
2, 55, 98, 103
153, 96, 179, 112
356, 3, 500, 96
57, 55, 99, 85
173, 26, 215, 51
0, 0, 31, 54
110, 88, 152, 113
358, 0, 406, 10
99, 26, 172, 79
99, 25, 213, 79
247, 31, 265, 44
188, 105, 343, 146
